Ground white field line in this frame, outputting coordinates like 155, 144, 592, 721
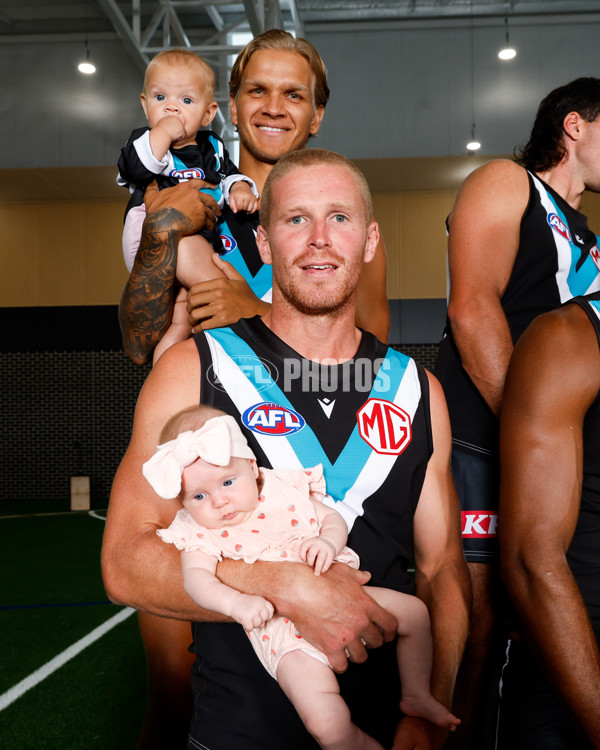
0, 606, 136, 712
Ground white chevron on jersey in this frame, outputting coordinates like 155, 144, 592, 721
205, 333, 304, 470
321, 357, 422, 529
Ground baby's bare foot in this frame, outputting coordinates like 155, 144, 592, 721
400, 694, 461, 730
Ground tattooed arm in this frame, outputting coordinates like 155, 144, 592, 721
118, 180, 220, 365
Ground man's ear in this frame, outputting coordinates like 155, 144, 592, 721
563, 111, 584, 143
309, 105, 325, 137
256, 225, 273, 265
229, 96, 238, 128
363, 221, 380, 264
202, 101, 219, 128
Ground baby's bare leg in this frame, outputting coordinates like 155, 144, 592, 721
176, 234, 225, 289
152, 287, 191, 364
368, 587, 460, 730
276, 651, 384, 750
153, 235, 228, 364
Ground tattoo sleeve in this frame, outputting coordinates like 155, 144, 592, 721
118, 207, 193, 365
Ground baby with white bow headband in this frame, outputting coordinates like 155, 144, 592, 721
144, 405, 459, 749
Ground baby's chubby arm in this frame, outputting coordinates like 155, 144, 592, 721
148, 116, 187, 162
182, 548, 274, 631
299, 502, 348, 576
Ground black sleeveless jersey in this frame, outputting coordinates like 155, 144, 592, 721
187, 316, 433, 749
565, 292, 600, 634
436, 170, 600, 455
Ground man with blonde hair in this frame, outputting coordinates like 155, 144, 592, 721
104, 148, 469, 749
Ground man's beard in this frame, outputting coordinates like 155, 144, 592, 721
275, 264, 360, 317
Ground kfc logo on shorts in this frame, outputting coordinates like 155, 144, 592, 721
591, 245, 600, 272
547, 213, 572, 242
169, 168, 205, 181
220, 234, 238, 255
242, 403, 305, 436
461, 512, 498, 538
356, 399, 412, 455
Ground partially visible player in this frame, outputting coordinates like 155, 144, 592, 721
434, 77, 600, 748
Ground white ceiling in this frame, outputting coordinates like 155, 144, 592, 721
2, 1, 598, 48
2, 0, 599, 182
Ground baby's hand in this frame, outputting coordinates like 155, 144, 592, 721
154, 115, 186, 144
299, 538, 336, 576
229, 182, 259, 214
229, 593, 274, 631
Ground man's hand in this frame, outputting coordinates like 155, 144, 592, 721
187, 254, 271, 332
282, 563, 397, 673
144, 179, 221, 237
392, 716, 448, 750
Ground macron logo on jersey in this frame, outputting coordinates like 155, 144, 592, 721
220, 234, 238, 254
242, 402, 305, 436
547, 212, 572, 242
461, 512, 498, 538
169, 168, 206, 181
357, 398, 412, 455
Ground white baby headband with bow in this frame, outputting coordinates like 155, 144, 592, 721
142, 415, 256, 499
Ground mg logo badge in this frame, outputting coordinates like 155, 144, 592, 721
357, 399, 412, 455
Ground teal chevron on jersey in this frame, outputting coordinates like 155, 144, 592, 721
217, 233, 273, 295
206, 327, 413, 504
545, 192, 600, 296
172, 153, 223, 204
208, 134, 222, 172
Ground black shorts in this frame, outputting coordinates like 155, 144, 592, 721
451, 446, 499, 563
496, 639, 585, 749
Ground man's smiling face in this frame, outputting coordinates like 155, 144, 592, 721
230, 49, 324, 168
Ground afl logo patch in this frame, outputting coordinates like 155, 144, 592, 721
591, 246, 600, 272
220, 234, 238, 255
357, 398, 412, 455
547, 213, 572, 242
242, 403, 305, 436
169, 168, 205, 180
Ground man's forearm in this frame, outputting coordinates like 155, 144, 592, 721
449, 308, 514, 417
119, 207, 187, 364
416, 562, 471, 707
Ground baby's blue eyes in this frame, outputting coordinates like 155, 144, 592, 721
153, 94, 193, 104
193, 492, 206, 501
223, 479, 233, 487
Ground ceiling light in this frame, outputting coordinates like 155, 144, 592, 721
78, 61, 96, 75
498, 16, 516, 61
466, 139, 481, 152
78, 40, 96, 75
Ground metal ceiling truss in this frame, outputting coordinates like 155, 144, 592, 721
96, 0, 304, 139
